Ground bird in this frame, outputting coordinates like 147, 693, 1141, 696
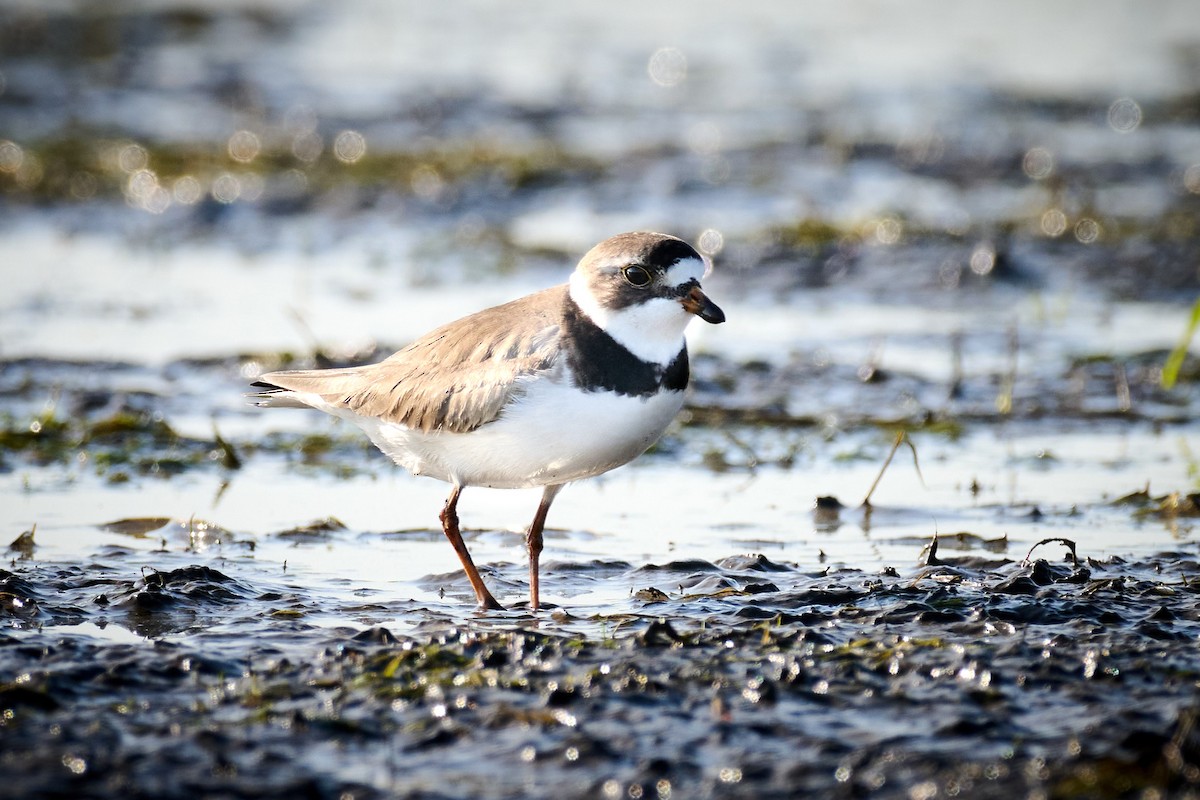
250, 231, 724, 611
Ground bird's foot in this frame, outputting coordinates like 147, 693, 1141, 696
477, 594, 505, 612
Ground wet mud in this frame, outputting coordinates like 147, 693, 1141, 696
4, 340, 1198, 797
4, 547, 1200, 799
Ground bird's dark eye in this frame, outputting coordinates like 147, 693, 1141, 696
622, 265, 652, 287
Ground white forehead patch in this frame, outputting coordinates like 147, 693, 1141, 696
664, 256, 706, 288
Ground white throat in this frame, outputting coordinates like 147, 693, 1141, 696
568, 262, 703, 366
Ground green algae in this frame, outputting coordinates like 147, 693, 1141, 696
0, 407, 219, 479
0, 133, 604, 204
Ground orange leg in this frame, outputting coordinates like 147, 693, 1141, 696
438, 485, 504, 611
526, 484, 563, 611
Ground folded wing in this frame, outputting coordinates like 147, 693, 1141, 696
250, 286, 565, 433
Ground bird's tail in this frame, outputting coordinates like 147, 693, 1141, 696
246, 380, 312, 409
247, 367, 372, 410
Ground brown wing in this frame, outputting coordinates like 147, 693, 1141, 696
254, 286, 565, 433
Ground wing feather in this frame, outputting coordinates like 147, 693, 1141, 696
253, 286, 565, 433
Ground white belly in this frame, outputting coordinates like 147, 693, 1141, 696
350, 381, 685, 489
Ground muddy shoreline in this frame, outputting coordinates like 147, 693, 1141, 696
4, 545, 1200, 799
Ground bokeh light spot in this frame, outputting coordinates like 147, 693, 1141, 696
61, 755, 87, 775
937, 258, 961, 289
1041, 208, 1068, 237
410, 164, 444, 200
211, 173, 241, 204
0, 140, 23, 173
697, 228, 724, 256
125, 169, 171, 214
1107, 97, 1142, 133
144, 187, 171, 214
14, 153, 43, 188
69, 172, 97, 200
227, 130, 261, 163
648, 47, 687, 88
239, 173, 265, 202
281, 168, 309, 195
118, 143, 148, 173
1183, 164, 1200, 195
969, 243, 996, 276
910, 780, 938, 800
126, 169, 157, 198
874, 217, 902, 245
718, 767, 743, 784
1074, 218, 1102, 244
333, 130, 367, 164
172, 175, 203, 205
292, 132, 323, 163
1022, 147, 1054, 180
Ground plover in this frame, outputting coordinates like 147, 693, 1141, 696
251, 231, 724, 611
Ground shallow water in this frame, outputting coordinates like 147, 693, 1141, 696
5, 416, 1197, 620
2, 2, 1200, 798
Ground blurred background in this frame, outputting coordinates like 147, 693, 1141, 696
2, 0, 1198, 361
1, 0, 1198, 565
